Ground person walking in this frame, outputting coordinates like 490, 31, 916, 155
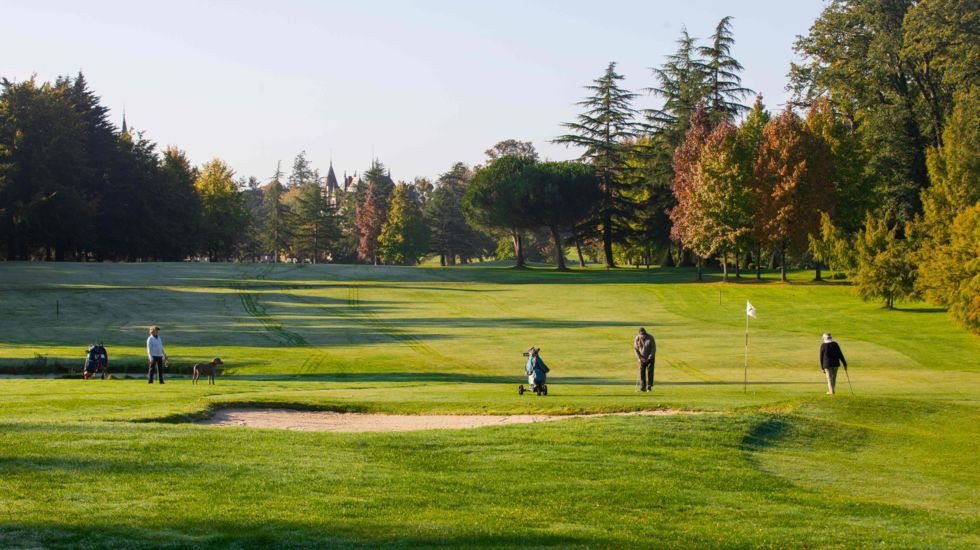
634, 327, 656, 392
819, 332, 847, 395
146, 326, 168, 384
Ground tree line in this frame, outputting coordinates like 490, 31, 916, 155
1, 0, 976, 331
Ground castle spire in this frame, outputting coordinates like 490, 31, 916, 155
121, 108, 128, 135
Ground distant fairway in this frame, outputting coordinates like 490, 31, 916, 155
0, 262, 977, 548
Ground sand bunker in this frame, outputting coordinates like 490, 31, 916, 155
198, 408, 696, 432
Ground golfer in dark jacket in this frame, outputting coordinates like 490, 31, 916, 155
634, 328, 656, 392
819, 333, 847, 395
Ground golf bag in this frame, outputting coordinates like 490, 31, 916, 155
83, 343, 109, 380
519, 349, 549, 396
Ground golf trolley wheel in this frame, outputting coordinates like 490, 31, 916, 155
518, 385, 525, 395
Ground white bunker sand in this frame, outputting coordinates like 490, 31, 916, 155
199, 408, 696, 433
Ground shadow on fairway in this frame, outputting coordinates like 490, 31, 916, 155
740, 417, 793, 450
0, 521, 594, 548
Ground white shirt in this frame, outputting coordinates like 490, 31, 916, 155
147, 335, 165, 358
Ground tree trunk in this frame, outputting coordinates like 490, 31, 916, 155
549, 225, 566, 270
602, 213, 615, 268
815, 261, 822, 281
722, 250, 729, 282
696, 256, 703, 281
734, 245, 741, 278
779, 241, 787, 282
574, 236, 586, 268
439, 254, 446, 266
511, 231, 526, 268
756, 243, 762, 280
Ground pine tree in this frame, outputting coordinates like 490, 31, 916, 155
699, 16, 753, 125
463, 155, 536, 267
291, 177, 338, 263
425, 162, 488, 265
555, 62, 641, 267
260, 162, 292, 262
646, 29, 707, 149
525, 161, 601, 270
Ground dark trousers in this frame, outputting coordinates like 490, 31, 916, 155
148, 356, 165, 384
639, 356, 655, 389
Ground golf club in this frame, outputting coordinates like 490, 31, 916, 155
844, 366, 854, 394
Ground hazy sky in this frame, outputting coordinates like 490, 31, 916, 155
4, 0, 825, 183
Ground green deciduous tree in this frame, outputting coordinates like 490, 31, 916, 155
752, 109, 835, 281
379, 183, 429, 265
195, 159, 250, 261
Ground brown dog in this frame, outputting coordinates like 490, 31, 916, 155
192, 357, 223, 385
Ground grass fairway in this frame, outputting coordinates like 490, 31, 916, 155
0, 262, 977, 548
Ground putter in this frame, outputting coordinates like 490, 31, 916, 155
844, 367, 854, 394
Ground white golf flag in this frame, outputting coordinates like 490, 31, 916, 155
746, 300, 756, 318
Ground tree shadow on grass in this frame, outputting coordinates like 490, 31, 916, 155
0, 521, 595, 549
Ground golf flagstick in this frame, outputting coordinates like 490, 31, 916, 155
745, 300, 756, 393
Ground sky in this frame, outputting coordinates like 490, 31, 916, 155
3, 0, 826, 184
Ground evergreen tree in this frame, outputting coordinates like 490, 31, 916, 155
260, 162, 291, 262
854, 213, 917, 309
291, 177, 338, 263
425, 162, 488, 265
915, 89, 980, 329
287, 151, 316, 188
378, 183, 429, 265
0, 77, 89, 260
555, 62, 641, 267
158, 147, 203, 259
699, 16, 753, 125
463, 155, 536, 267
525, 161, 601, 270
646, 29, 707, 149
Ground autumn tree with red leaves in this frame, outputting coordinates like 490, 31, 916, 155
751, 108, 834, 281
355, 182, 387, 265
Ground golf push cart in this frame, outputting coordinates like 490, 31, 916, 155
518, 347, 549, 396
